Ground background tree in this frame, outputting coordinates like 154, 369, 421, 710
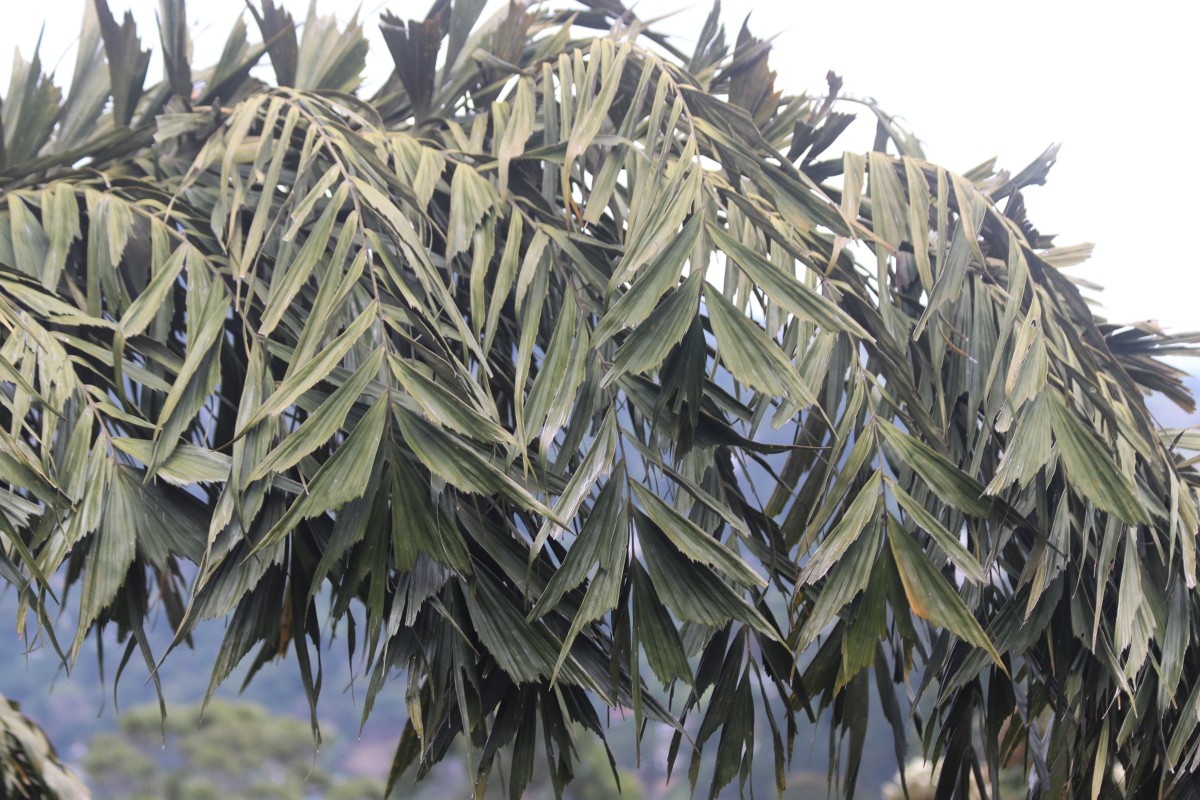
1, 0, 1198, 798
82, 699, 384, 799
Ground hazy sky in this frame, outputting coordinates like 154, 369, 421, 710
2, 0, 1196, 334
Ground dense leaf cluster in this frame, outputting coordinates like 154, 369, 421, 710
1, 1, 1199, 797
0, 693, 89, 799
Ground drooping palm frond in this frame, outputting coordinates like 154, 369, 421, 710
1, 1, 1198, 798
0, 693, 90, 799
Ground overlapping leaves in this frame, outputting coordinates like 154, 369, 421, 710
0, 1, 1198, 799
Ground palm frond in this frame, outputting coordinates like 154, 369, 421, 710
0, 2, 1197, 798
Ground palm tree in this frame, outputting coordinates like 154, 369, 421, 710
1, 0, 1198, 797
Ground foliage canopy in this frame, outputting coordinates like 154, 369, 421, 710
1, 0, 1199, 797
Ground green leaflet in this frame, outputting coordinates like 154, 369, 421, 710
877, 420, 992, 519
238, 302, 376, 435
483, 211, 524, 352
595, 214, 702, 345
631, 482, 765, 589
867, 150, 907, 253
549, 529, 626, 683
711, 223, 868, 337
446, 162, 498, 262
73, 466, 137, 661
151, 268, 230, 475
281, 164, 341, 241
40, 183, 81, 289
389, 352, 511, 446
604, 270, 701, 385
1048, 394, 1147, 524
534, 303, 588, 455
838, 555, 888, 690
258, 183, 349, 336
705, 285, 820, 410
797, 470, 882, 586
530, 413, 617, 559
564, 40, 628, 168
524, 287, 585, 451
496, 76, 535, 196
118, 244, 188, 338
612, 152, 700, 291
631, 562, 692, 687
465, 574, 589, 689
241, 103, 300, 278
393, 404, 562, 525
887, 516, 1005, 672
111, 438, 231, 486
248, 347, 385, 484
1005, 313, 1049, 411
390, 451, 471, 574
9, 194, 49, 279
985, 391, 1055, 493
902, 157, 933, 291
252, 398, 388, 555
803, 425, 876, 543
530, 467, 624, 619
637, 510, 776, 639
886, 476, 987, 585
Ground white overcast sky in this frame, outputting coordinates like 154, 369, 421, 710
2, 0, 1197, 334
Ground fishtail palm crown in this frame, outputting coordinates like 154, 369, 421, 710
1, 1, 1198, 797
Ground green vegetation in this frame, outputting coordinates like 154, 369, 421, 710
83, 700, 382, 799
1, 0, 1199, 797
0, 692, 89, 799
